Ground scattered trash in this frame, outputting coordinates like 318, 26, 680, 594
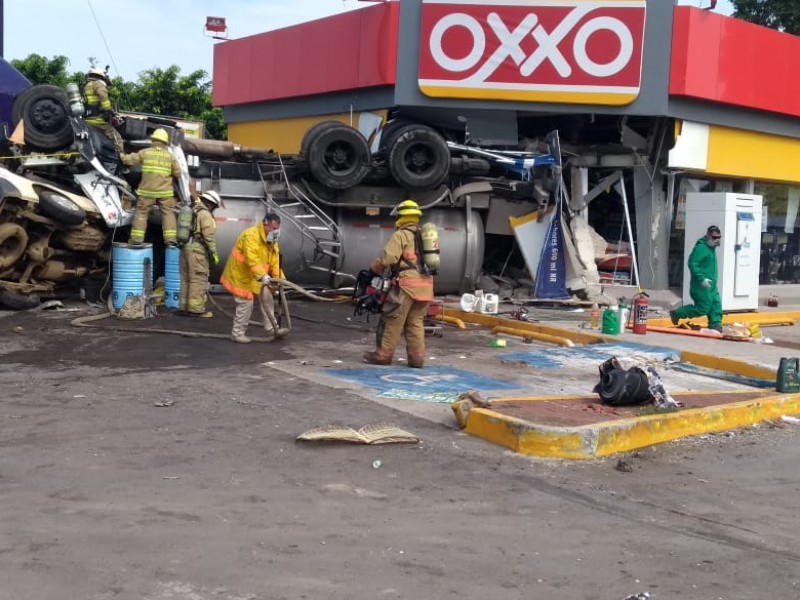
615, 459, 634, 473
296, 423, 419, 445
780, 415, 800, 424
767, 294, 779, 307
593, 357, 680, 409
162, 476, 180, 480
372, 460, 382, 469
452, 391, 492, 429
154, 400, 175, 408
489, 338, 507, 348
12, 326, 23, 334
622, 594, 650, 600
332, 360, 343, 364
73, 395, 86, 399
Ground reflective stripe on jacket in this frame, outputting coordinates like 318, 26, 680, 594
220, 224, 281, 299
83, 79, 112, 125
370, 223, 434, 302
120, 143, 181, 198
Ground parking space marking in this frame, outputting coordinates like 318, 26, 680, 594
499, 342, 679, 370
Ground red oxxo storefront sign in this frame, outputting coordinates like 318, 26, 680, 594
418, 0, 647, 105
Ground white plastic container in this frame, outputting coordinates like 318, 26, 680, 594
480, 293, 499, 314
618, 307, 630, 334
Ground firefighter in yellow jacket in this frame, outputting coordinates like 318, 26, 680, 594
220, 212, 289, 343
121, 128, 181, 246
364, 200, 434, 368
179, 188, 223, 318
83, 68, 124, 154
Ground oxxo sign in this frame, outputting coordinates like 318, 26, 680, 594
418, 0, 647, 105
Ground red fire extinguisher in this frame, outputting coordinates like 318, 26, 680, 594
632, 291, 649, 335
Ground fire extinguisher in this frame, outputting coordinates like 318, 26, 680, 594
632, 291, 649, 335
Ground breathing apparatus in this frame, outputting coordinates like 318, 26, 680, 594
352, 269, 390, 318
391, 200, 440, 276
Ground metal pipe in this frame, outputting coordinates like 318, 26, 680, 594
491, 326, 575, 347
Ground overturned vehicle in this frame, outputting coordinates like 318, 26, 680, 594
0, 83, 572, 308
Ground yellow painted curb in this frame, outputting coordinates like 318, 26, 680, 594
681, 350, 776, 380
454, 391, 800, 459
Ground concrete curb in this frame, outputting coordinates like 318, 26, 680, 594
453, 391, 800, 459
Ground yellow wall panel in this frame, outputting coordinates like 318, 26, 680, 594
228, 111, 388, 154
707, 125, 800, 184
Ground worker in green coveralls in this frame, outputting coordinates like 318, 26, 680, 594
671, 225, 723, 331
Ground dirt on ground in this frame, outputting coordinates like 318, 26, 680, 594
1, 298, 799, 600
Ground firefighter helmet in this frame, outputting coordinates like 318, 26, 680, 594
87, 68, 110, 84
200, 190, 224, 209
151, 128, 169, 144
390, 199, 422, 217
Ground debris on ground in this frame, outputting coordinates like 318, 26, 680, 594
296, 423, 419, 445
615, 459, 634, 473
593, 357, 680, 409
780, 415, 800, 424
451, 391, 492, 429
622, 594, 650, 600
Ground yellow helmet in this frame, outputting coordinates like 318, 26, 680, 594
391, 199, 422, 217
151, 128, 169, 144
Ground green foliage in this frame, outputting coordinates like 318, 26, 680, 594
9, 54, 227, 140
10, 54, 73, 87
731, 0, 800, 35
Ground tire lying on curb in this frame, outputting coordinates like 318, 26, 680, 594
0, 287, 40, 311
386, 124, 450, 190
0, 222, 28, 269
12, 85, 73, 151
38, 190, 86, 226
306, 123, 371, 190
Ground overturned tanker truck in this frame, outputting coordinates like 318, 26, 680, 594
0, 84, 558, 308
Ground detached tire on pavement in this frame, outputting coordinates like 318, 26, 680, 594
0, 287, 40, 311
307, 123, 371, 189
386, 124, 450, 190
13, 85, 73, 151
38, 190, 86, 226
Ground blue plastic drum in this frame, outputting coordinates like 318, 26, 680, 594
164, 245, 181, 310
111, 242, 153, 310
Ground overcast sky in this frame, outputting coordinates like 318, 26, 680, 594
4, 0, 734, 82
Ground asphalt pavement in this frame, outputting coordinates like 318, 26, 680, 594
0, 297, 798, 600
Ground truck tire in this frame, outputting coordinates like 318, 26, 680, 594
13, 85, 73, 151
387, 124, 450, 190
0, 287, 40, 311
301, 121, 341, 157
39, 191, 86, 226
0, 223, 28, 269
307, 124, 370, 189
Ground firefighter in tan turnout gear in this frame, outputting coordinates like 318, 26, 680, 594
220, 213, 289, 343
121, 128, 181, 246
83, 68, 124, 154
178, 188, 223, 318
363, 200, 434, 368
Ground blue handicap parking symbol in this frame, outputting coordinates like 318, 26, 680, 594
326, 366, 520, 403
499, 343, 679, 370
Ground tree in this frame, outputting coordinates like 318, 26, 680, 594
7, 55, 227, 140
731, 0, 800, 35
10, 54, 73, 87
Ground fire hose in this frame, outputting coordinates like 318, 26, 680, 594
70, 278, 350, 340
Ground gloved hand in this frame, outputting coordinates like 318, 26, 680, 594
261, 275, 271, 285
701, 278, 712, 288
212, 252, 219, 266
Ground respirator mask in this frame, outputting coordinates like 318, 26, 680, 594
267, 229, 281, 243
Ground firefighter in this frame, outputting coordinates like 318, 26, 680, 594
178, 187, 223, 318
83, 68, 124, 154
671, 225, 723, 331
220, 212, 289, 343
121, 128, 181, 247
363, 199, 433, 368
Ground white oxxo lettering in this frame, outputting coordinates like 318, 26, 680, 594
429, 7, 635, 81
